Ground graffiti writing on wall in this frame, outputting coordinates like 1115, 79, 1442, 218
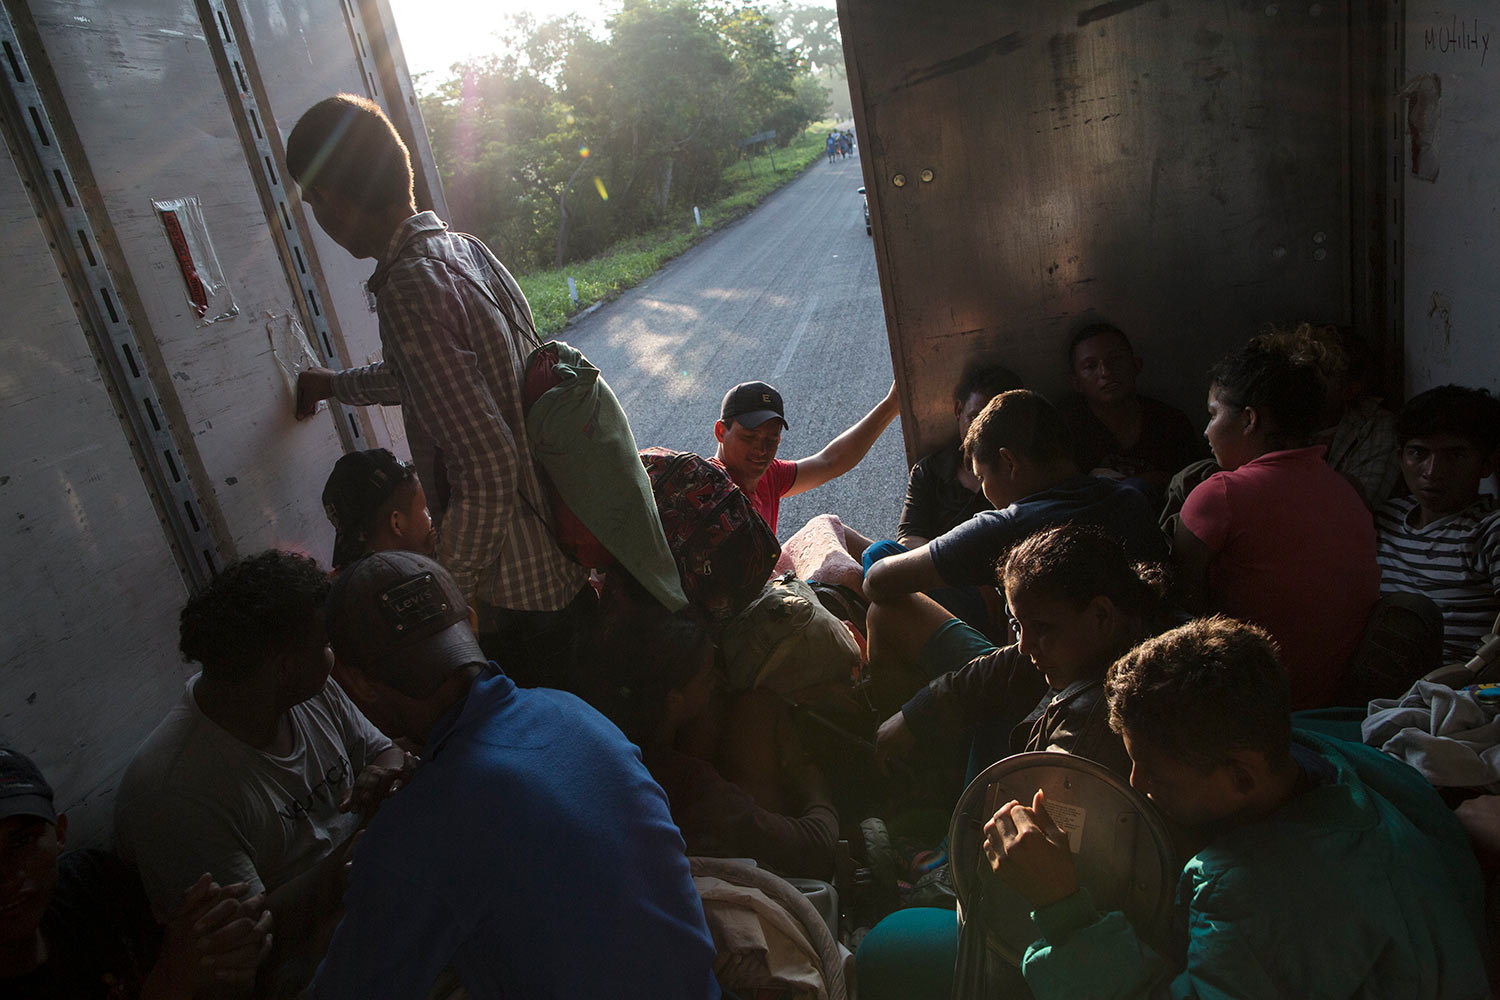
1424, 15, 1491, 65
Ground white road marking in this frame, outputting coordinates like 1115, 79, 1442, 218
772, 294, 819, 380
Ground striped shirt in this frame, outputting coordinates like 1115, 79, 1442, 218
330, 213, 585, 611
1376, 495, 1500, 661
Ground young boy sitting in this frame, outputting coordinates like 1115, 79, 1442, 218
862, 390, 1165, 686
321, 447, 437, 571
896, 362, 1024, 549
984, 616, 1488, 999
1058, 323, 1201, 498
1376, 385, 1500, 663
591, 594, 839, 879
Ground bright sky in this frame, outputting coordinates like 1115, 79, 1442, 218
387, 0, 611, 81
387, 0, 836, 83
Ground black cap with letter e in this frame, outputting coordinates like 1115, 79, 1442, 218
720, 381, 789, 431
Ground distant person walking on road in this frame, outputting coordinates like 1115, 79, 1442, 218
826, 133, 838, 164
284, 94, 591, 686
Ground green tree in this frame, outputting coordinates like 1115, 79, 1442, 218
769, 1, 843, 72
715, 5, 825, 149
420, 18, 591, 271
770, 2, 849, 120
420, 0, 830, 268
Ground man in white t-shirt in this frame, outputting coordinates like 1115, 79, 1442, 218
115, 550, 410, 990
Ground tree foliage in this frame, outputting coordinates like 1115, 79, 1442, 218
769, 2, 851, 119
769, 2, 842, 72
419, 0, 830, 271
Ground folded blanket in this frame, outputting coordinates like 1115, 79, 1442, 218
1363, 680, 1500, 789
774, 514, 865, 593
691, 857, 848, 1000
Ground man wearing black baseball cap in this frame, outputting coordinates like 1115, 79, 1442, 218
316, 551, 719, 1000
713, 378, 899, 534
321, 448, 437, 570
1, 746, 272, 996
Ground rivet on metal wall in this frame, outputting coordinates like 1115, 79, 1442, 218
920, 168, 934, 183
1309, 3, 1323, 15
892, 173, 907, 187
1313, 231, 1327, 244
1272, 245, 1288, 259
1265, 3, 1278, 15
1314, 248, 1328, 261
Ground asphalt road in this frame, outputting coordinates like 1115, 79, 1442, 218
562, 149, 910, 541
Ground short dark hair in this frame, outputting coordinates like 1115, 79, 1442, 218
1106, 616, 1291, 771
1066, 323, 1133, 365
1397, 385, 1500, 454
1002, 524, 1172, 627
179, 551, 330, 683
592, 594, 712, 745
348, 474, 421, 551
961, 390, 1073, 467
286, 94, 413, 211
953, 361, 1025, 405
1207, 340, 1324, 444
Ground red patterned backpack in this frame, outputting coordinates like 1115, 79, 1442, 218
639, 447, 781, 624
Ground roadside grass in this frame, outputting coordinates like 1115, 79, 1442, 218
517, 123, 836, 334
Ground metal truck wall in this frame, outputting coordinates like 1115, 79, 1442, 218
1402, 3, 1500, 398
839, 0, 1373, 460
0, 0, 434, 844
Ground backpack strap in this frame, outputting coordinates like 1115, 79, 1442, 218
454, 232, 545, 353
392, 230, 545, 353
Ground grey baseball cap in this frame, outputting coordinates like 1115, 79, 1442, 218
0, 746, 55, 823
326, 551, 485, 685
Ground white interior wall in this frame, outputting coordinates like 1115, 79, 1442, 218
1403, 5, 1500, 398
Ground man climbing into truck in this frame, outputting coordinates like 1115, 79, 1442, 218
284, 94, 592, 685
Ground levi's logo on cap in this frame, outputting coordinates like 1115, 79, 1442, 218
378, 573, 450, 634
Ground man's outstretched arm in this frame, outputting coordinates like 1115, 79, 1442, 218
784, 381, 899, 497
296, 363, 403, 418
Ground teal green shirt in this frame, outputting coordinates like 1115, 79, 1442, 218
1020, 732, 1488, 999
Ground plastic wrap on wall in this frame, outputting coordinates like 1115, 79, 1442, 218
152, 196, 238, 324
1401, 74, 1442, 182
264, 310, 321, 411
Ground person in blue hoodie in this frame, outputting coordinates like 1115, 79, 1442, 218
985, 615, 1489, 1000
316, 551, 719, 1000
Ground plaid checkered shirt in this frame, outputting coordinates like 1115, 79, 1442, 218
329, 212, 585, 611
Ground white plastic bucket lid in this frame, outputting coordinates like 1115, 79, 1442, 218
949, 751, 1179, 966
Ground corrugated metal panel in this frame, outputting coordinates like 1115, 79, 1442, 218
0, 0, 438, 842
28, 0, 350, 555
0, 135, 188, 845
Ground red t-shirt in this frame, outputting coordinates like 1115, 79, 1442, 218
1181, 446, 1379, 709
714, 457, 796, 534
